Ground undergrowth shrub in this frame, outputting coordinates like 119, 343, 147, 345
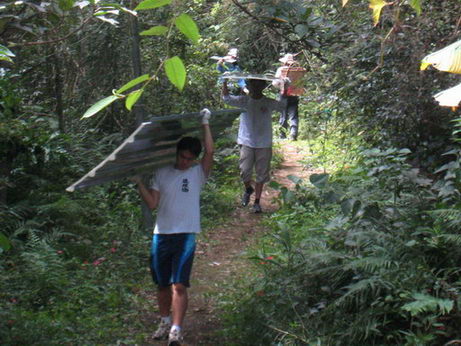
1, 121, 240, 344
222, 147, 461, 345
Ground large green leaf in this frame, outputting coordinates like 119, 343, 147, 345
287, 174, 303, 185
125, 89, 144, 111
117, 74, 150, 94
164, 56, 186, 91
309, 173, 329, 189
140, 26, 168, 36
0, 232, 11, 252
81, 95, 119, 119
175, 14, 200, 44
135, 0, 171, 11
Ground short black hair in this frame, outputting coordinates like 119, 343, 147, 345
176, 136, 202, 158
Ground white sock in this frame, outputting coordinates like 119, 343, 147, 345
171, 325, 181, 332
161, 316, 171, 324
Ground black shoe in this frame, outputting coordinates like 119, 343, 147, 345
253, 203, 262, 213
241, 187, 254, 206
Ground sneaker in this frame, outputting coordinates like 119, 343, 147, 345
253, 203, 262, 214
152, 319, 171, 340
168, 328, 183, 346
241, 186, 254, 207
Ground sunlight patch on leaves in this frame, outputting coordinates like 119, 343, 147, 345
0, 44, 15, 63
369, 0, 389, 26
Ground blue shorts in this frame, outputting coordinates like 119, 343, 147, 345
150, 233, 196, 287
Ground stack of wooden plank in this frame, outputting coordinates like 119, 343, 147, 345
66, 108, 243, 192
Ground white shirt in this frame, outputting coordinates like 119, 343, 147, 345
223, 95, 286, 148
151, 164, 206, 234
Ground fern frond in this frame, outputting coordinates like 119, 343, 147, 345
336, 276, 394, 309
430, 208, 461, 230
440, 233, 461, 247
401, 292, 454, 316
345, 256, 398, 273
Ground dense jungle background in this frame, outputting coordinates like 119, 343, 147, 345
2, 0, 461, 344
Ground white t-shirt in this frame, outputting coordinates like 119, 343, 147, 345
223, 95, 286, 148
150, 164, 206, 234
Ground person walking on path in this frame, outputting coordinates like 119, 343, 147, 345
222, 78, 286, 213
132, 109, 213, 346
273, 53, 301, 140
216, 48, 248, 95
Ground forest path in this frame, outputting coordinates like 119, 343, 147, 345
142, 141, 314, 345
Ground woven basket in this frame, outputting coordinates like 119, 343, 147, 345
280, 66, 306, 96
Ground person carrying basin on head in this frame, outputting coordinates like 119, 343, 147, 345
272, 53, 306, 141
222, 77, 286, 213
216, 48, 248, 95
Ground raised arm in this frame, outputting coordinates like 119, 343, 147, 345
200, 108, 214, 178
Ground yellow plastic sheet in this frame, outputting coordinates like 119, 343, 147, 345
421, 39, 461, 74
434, 82, 461, 108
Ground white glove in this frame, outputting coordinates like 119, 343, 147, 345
200, 108, 211, 125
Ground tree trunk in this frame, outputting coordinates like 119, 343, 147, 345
129, 8, 154, 231
54, 53, 65, 133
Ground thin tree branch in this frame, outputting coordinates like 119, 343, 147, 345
11, 15, 93, 47
230, 0, 326, 62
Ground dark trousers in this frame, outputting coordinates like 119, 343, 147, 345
279, 96, 299, 139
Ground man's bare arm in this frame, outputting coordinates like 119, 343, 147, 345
132, 176, 160, 210
200, 109, 214, 178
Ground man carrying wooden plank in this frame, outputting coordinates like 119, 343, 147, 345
131, 109, 213, 346
222, 78, 286, 213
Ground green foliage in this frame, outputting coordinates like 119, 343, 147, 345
0, 44, 15, 63
221, 145, 461, 344
81, 95, 120, 119
175, 13, 201, 44
164, 56, 187, 91
401, 292, 454, 317
135, 0, 172, 11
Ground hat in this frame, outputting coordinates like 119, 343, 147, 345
223, 48, 238, 63
279, 53, 295, 64
227, 48, 238, 58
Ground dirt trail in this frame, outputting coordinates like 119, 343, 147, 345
142, 142, 312, 345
